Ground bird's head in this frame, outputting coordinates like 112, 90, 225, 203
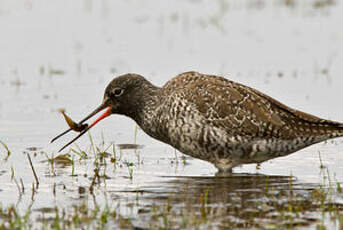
103, 73, 153, 116
51, 73, 156, 152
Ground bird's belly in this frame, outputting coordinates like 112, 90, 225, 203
166, 124, 328, 169
166, 123, 241, 162
148, 111, 331, 170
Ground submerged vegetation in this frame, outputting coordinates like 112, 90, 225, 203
1, 172, 343, 229
0, 141, 11, 161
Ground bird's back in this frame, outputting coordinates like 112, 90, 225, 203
157, 71, 343, 169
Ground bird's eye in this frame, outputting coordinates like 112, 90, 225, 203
113, 88, 124, 96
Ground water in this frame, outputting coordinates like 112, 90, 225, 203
0, 0, 343, 229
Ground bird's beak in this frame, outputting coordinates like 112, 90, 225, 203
51, 103, 112, 152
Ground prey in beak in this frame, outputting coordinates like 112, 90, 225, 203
51, 104, 112, 152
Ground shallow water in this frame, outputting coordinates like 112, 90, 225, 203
1, 0, 343, 229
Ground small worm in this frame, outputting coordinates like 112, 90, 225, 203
58, 109, 88, 132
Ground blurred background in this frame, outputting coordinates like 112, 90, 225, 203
1, 0, 342, 149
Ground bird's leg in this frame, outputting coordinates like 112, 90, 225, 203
215, 168, 233, 177
214, 159, 236, 177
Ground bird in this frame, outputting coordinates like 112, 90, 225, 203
51, 71, 343, 173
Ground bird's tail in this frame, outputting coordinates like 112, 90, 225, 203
310, 120, 343, 139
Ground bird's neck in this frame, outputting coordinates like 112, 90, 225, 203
126, 84, 161, 129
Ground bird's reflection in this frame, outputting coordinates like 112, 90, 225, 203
151, 173, 297, 203
134, 173, 322, 229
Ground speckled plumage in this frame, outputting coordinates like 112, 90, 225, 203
101, 71, 343, 171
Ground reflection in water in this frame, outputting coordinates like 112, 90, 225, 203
127, 174, 334, 229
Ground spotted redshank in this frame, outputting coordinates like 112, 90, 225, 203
51, 71, 343, 172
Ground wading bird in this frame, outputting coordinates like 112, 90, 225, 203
51, 72, 343, 172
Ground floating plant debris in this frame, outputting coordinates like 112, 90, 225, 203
51, 153, 73, 165
26, 147, 42, 151
117, 144, 144, 150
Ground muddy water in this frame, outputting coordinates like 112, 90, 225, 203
1, 0, 343, 229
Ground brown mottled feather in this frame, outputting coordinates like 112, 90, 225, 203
164, 71, 343, 139
100, 71, 343, 171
